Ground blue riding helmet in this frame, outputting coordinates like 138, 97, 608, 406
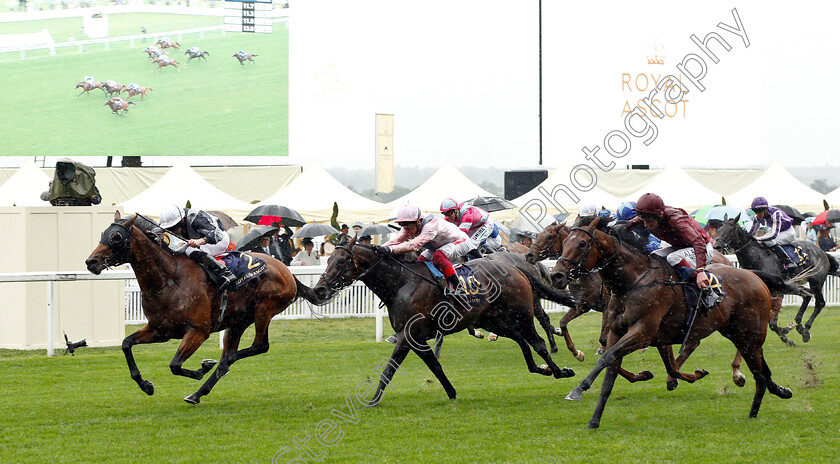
616, 201, 637, 221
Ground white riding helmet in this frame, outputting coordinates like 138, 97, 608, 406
395, 205, 422, 223
578, 203, 597, 217
159, 204, 185, 229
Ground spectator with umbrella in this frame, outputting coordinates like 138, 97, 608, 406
290, 238, 321, 266
816, 224, 838, 252
748, 196, 797, 269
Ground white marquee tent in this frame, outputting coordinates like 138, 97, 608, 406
623, 165, 723, 211
386, 162, 497, 214
510, 165, 622, 219
0, 159, 51, 207
118, 162, 254, 219
727, 162, 825, 212
257, 162, 392, 223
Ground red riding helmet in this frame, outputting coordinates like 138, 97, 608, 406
635, 193, 665, 216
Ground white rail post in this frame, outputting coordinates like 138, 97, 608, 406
46, 281, 54, 357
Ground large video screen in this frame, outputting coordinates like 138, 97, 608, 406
0, 10, 287, 157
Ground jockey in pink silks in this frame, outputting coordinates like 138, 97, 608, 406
440, 198, 503, 258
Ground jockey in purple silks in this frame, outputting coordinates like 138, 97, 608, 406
748, 197, 797, 269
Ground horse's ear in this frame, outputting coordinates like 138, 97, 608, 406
556, 220, 566, 229
348, 235, 357, 247
114, 210, 121, 221
733, 213, 741, 223
125, 214, 137, 228
723, 213, 729, 221
589, 216, 601, 231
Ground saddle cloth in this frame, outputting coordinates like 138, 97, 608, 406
679, 270, 726, 338
423, 262, 482, 306
781, 244, 808, 267
217, 251, 268, 290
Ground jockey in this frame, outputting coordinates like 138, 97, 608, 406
748, 197, 797, 269
626, 193, 714, 289
158, 204, 236, 291
188, 46, 200, 54
440, 198, 503, 258
84, 76, 96, 85
379, 204, 475, 296
613, 200, 662, 254
128, 83, 140, 91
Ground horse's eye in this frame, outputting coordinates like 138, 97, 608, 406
110, 232, 123, 245
578, 240, 586, 249
337, 258, 346, 266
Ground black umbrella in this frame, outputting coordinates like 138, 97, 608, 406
236, 225, 279, 251
245, 205, 306, 227
772, 204, 805, 225
465, 195, 517, 212
358, 224, 394, 237
207, 210, 239, 230
291, 223, 339, 239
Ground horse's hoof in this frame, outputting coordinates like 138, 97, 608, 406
183, 393, 200, 404
140, 380, 154, 396
595, 347, 605, 356
776, 386, 793, 399
696, 368, 709, 378
551, 346, 559, 354
666, 378, 679, 391
201, 359, 218, 370
555, 367, 575, 379
784, 338, 797, 347
574, 350, 585, 362
733, 373, 746, 388
640, 371, 654, 381
587, 421, 600, 430
565, 388, 583, 401
473, 330, 484, 339
801, 330, 811, 343
487, 333, 498, 342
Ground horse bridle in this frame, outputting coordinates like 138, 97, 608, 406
98, 219, 162, 269
716, 224, 751, 255
557, 227, 620, 280
535, 225, 564, 261
321, 244, 388, 292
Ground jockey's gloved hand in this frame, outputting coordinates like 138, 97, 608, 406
372, 245, 391, 256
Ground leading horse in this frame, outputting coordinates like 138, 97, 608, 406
551, 218, 793, 429
715, 215, 838, 344
85, 212, 299, 404
302, 237, 576, 406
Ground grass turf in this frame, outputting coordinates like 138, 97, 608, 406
0, 14, 287, 157
0, 309, 838, 463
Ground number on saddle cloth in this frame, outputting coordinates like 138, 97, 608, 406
216, 251, 268, 290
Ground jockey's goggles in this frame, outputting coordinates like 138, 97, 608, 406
638, 212, 660, 221
397, 221, 417, 229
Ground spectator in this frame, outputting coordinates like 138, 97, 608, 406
245, 235, 282, 260
519, 235, 533, 248
351, 221, 364, 237
358, 235, 372, 245
291, 238, 321, 266
817, 225, 838, 252
336, 224, 350, 245
273, 225, 294, 265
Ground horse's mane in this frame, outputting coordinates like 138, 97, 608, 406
124, 214, 177, 256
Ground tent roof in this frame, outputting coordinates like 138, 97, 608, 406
386, 162, 497, 213
258, 162, 391, 223
118, 162, 254, 219
623, 165, 723, 211
511, 165, 622, 213
727, 162, 825, 212
0, 159, 51, 206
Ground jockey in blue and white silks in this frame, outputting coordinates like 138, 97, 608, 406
748, 196, 797, 269
614, 200, 662, 254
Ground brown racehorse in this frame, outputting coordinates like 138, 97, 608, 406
104, 98, 136, 115
155, 39, 181, 50
102, 81, 124, 97
152, 57, 180, 71
143, 46, 162, 59
85, 212, 299, 404
301, 237, 576, 406
123, 86, 153, 99
76, 81, 105, 97
551, 218, 794, 429
233, 52, 257, 64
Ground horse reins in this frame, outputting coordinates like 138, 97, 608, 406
558, 226, 620, 280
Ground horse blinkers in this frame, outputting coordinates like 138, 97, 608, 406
98, 222, 133, 267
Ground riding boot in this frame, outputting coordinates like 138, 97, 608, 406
190, 251, 235, 292
443, 273, 461, 297
772, 245, 797, 270
466, 248, 483, 261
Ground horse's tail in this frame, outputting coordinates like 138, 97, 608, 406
749, 269, 812, 298
128, 101, 137, 105
826, 252, 840, 277
293, 275, 331, 306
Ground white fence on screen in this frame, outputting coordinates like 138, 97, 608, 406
123, 256, 840, 325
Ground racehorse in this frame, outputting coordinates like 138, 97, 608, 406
104, 98, 136, 115
715, 215, 837, 344
551, 218, 794, 429
301, 237, 576, 406
155, 39, 181, 50
102, 81, 124, 97
185, 49, 210, 63
85, 212, 299, 404
75, 81, 104, 97
233, 52, 257, 64
152, 57, 180, 71
123, 85, 153, 99
143, 46, 163, 59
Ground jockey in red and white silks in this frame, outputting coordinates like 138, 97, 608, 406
439, 198, 503, 253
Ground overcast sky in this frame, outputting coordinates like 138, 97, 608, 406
3, 0, 838, 171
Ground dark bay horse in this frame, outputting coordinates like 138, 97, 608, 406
715, 215, 837, 344
102, 81, 124, 97
104, 98, 136, 115
85, 212, 299, 404
185, 49, 210, 63
551, 218, 793, 429
303, 237, 576, 406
